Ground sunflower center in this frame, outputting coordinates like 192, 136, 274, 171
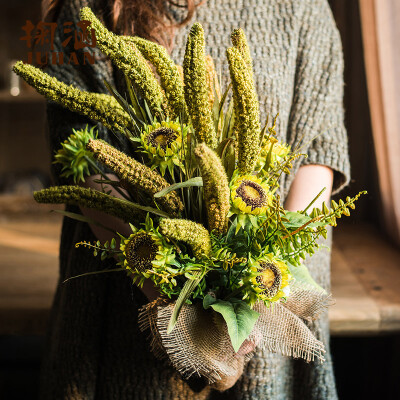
242, 185, 261, 200
125, 233, 158, 272
147, 128, 178, 150
259, 268, 276, 288
236, 180, 268, 210
255, 261, 282, 298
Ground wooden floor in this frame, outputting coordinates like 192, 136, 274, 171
1, 196, 400, 336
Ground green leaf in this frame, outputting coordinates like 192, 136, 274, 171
62, 267, 125, 283
212, 85, 221, 132
264, 142, 274, 171
282, 212, 311, 228
282, 211, 326, 229
52, 210, 115, 233
226, 218, 238, 242
103, 79, 137, 131
167, 271, 203, 334
218, 83, 232, 124
203, 297, 259, 352
154, 177, 203, 198
124, 74, 146, 124
117, 197, 171, 218
287, 263, 326, 293
203, 293, 216, 309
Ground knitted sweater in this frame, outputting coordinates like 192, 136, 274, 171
40, 0, 350, 399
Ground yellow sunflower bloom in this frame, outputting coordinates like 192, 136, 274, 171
256, 137, 291, 172
120, 230, 170, 273
230, 175, 272, 216
249, 255, 291, 302
140, 120, 187, 176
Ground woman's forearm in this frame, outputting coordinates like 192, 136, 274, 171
284, 165, 334, 212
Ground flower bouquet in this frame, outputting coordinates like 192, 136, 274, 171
13, 7, 365, 388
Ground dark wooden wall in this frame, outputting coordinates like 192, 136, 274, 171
0, 1, 49, 188
329, 0, 381, 223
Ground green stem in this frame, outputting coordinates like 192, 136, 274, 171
227, 264, 231, 288
63, 267, 125, 283
285, 233, 319, 260
229, 256, 249, 288
301, 187, 326, 214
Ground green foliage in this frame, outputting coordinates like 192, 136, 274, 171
308, 191, 368, 227
123, 36, 188, 119
203, 294, 259, 352
54, 125, 98, 183
159, 218, 212, 258
167, 270, 204, 334
76, 238, 119, 261
226, 46, 261, 175
287, 263, 326, 293
34, 185, 145, 222
86, 138, 183, 216
154, 177, 203, 198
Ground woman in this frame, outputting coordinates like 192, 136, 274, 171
40, 0, 350, 398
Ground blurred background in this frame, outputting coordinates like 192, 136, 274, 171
0, 0, 399, 398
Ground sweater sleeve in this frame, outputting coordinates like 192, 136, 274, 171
44, 0, 127, 185
285, 0, 350, 195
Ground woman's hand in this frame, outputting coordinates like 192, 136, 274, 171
79, 174, 160, 301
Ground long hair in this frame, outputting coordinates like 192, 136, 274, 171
42, 0, 202, 51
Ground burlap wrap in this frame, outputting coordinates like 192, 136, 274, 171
138, 284, 332, 385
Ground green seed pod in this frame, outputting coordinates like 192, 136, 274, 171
331, 199, 339, 210
13, 61, 132, 133
159, 218, 211, 258
322, 201, 330, 215
34, 186, 143, 222
231, 28, 253, 78
80, 7, 168, 117
183, 23, 218, 149
226, 47, 260, 175
86, 139, 183, 216
124, 36, 188, 119
194, 143, 230, 234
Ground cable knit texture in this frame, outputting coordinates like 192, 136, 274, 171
40, 0, 348, 399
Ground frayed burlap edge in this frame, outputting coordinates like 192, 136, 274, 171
138, 286, 333, 383
156, 303, 245, 383
283, 282, 335, 322
138, 297, 169, 360
251, 301, 326, 363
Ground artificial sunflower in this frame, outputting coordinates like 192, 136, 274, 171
248, 255, 291, 303
140, 120, 187, 176
230, 175, 272, 216
54, 125, 98, 183
256, 136, 291, 172
120, 230, 175, 274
